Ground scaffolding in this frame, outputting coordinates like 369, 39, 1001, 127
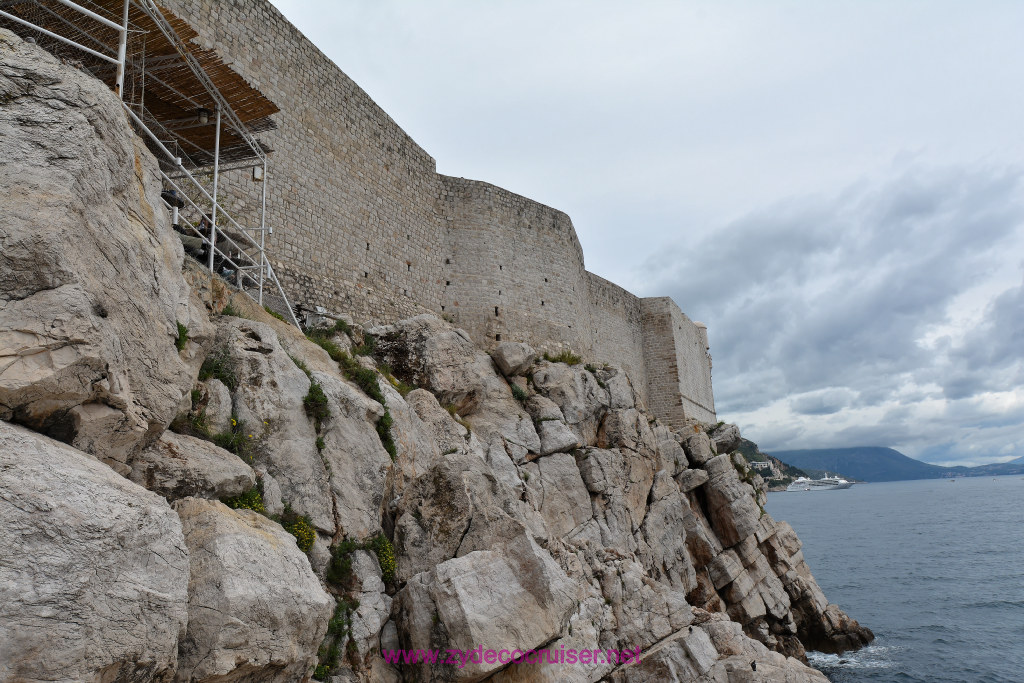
0, 0, 301, 327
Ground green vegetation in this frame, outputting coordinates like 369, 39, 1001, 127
509, 381, 528, 403
222, 484, 266, 515
303, 380, 330, 432
220, 302, 243, 318
313, 598, 359, 680
306, 330, 396, 461
198, 346, 238, 391
169, 409, 209, 439
351, 333, 376, 357
327, 533, 397, 587
280, 505, 316, 553
544, 349, 582, 365
175, 322, 189, 351
263, 305, 286, 321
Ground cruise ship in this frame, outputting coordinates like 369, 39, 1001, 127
786, 474, 855, 491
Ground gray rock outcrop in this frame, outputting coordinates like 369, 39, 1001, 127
173, 497, 334, 682
0, 30, 211, 472
0, 420, 189, 683
128, 430, 256, 501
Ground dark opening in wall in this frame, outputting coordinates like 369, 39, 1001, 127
366, 242, 369, 250
407, 264, 411, 271
441, 305, 445, 311
496, 334, 501, 341
499, 265, 503, 270
541, 301, 544, 306
364, 272, 368, 278
407, 234, 410, 240
445, 258, 450, 264
403, 289, 407, 295
544, 278, 548, 282
446, 281, 450, 286
494, 306, 499, 317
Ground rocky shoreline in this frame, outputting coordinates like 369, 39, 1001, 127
0, 29, 871, 682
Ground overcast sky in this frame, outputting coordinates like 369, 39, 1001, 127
269, 0, 1024, 467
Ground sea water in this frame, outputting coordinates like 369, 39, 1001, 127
766, 476, 1024, 683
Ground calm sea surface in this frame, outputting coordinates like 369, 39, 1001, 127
766, 476, 1024, 683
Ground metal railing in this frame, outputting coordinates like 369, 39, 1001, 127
6, 0, 301, 328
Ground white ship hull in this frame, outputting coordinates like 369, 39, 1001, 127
786, 476, 854, 492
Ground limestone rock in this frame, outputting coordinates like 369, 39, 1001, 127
532, 361, 610, 446
128, 430, 256, 501
676, 467, 709, 492
536, 417, 582, 456
703, 454, 762, 547
372, 315, 540, 461
0, 421, 189, 683
0, 31, 212, 471
202, 378, 233, 434
595, 365, 637, 410
349, 550, 394, 658
522, 452, 593, 538
682, 431, 715, 466
217, 317, 335, 533
597, 408, 657, 456
709, 422, 742, 454
397, 530, 580, 682
257, 465, 286, 517
173, 497, 334, 683
575, 447, 654, 532
490, 341, 536, 376
317, 369, 392, 539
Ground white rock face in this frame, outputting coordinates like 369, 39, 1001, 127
202, 378, 233, 435
0, 30, 211, 471
128, 430, 256, 501
490, 341, 537, 376
0, 420, 189, 683
216, 317, 336, 533
397, 530, 581, 682
173, 497, 334, 683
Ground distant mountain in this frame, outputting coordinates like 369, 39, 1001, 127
767, 446, 1024, 482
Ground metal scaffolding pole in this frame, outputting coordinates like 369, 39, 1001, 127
258, 159, 267, 305
114, 0, 128, 97
208, 106, 221, 273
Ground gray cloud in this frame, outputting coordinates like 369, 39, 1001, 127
644, 164, 1024, 463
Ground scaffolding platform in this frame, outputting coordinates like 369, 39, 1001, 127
1, 0, 301, 327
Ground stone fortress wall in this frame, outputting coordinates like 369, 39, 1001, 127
159, 0, 715, 427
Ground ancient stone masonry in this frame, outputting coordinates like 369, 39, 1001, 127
156, 0, 716, 425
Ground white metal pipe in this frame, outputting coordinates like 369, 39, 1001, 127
258, 159, 267, 305
52, 0, 123, 30
208, 107, 221, 273
0, 9, 118, 63
114, 0, 129, 97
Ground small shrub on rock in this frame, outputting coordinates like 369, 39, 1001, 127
303, 380, 330, 431
281, 506, 316, 554
199, 346, 238, 391
222, 485, 266, 515
544, 349, 583, 365
175, 321, 189, 351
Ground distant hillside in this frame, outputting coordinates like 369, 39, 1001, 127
734, 438, 807, 490
768, 446, 1024, 482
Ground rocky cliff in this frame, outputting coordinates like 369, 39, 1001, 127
0, 30, 871, 683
